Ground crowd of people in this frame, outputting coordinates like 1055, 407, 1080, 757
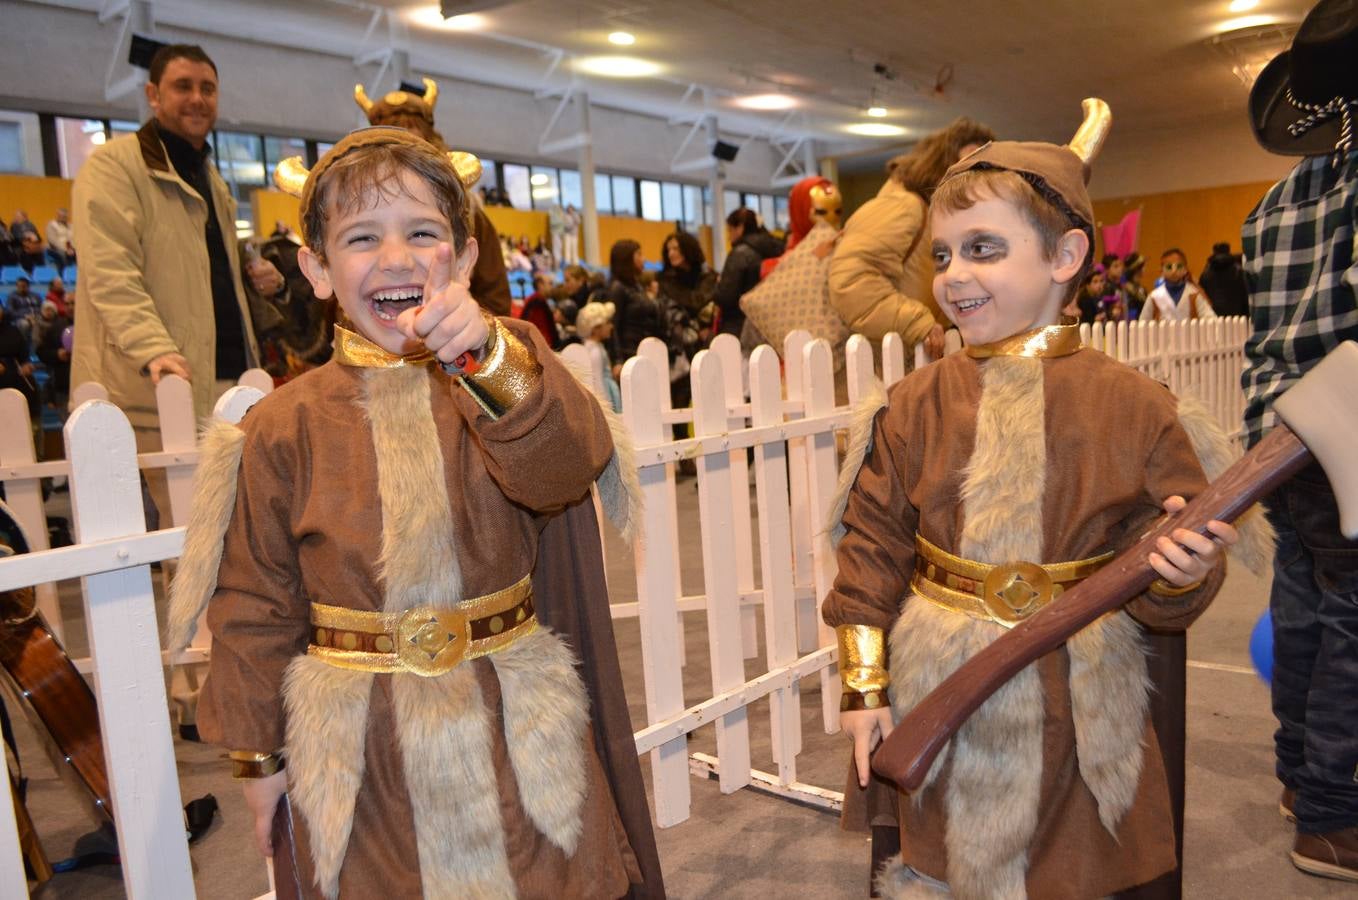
1066, 242, 1250, 325
0, 208, 75, 273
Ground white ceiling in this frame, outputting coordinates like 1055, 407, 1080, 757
317, 0, 1312, 151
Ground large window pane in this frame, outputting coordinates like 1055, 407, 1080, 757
559, 169, 582, 209
594, 173, 612, 215
774, 196, 790, 232
660, 182, 683, 223
110, 119, 139, 139
723, 190, 742, 219
264, 136, 308, 173
54, 117, 105, 179
530, 166, 560, 209
682, 185, 703, 229
759, 194, 776, 231
639, 180, 662, 221
216, 131, 266, 185
611, 175, 636, 217
503, 163, 531, 210
478, 158, 499, 191
0, 122, 22, 174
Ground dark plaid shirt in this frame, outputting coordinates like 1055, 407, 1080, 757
1241, 153, 1358, 447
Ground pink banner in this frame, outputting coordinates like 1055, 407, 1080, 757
1100, 209, 1141, 259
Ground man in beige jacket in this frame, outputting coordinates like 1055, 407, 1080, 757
72, 44, 261, 522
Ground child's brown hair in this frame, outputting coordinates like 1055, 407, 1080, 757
301, 138, 473, 262
931, 168, 1093, 296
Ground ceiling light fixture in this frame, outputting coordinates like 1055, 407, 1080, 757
408, 7, 488, 31
608, 31, 636, 46
867, 106, 888, 118
734, 93, 799, 111
1216, 14, 1279, 32
1228, 0, 1259, 11
575, 55, 662, 78
845, 122, 907, 137
530, 173, 549, 186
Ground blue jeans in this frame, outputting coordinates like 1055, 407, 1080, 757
1266, 461, 1358, 833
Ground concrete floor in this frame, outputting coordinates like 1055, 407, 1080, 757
9, 478, 1354, 899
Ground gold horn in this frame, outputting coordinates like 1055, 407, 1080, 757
1068, 98, 1111, 164
354, 83, 375, 116
274, 156, 311, 198
421, 77, 438, 109
449, 151, 482, 189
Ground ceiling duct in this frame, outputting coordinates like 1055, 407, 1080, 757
1206, 22, 1299, 88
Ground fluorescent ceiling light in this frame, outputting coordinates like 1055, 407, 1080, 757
845, 122, 907, 137
1216, 14, 1279, 32
1228, 0, 1259, 11
866, 106, 888, 118
574, 55, 662, 78
734, 93, 799, 111
608, 31, 636, 46
408, 7, 487, 31
532, 186, 558, 199
90, 131, 107, 145
530, 173, 549, 186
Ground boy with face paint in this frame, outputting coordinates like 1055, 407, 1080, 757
1147, 248, 1216, 321
165, 128, 662, 899
822, 103, 1262, 899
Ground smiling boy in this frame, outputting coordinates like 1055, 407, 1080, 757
824, 108, 1251, 898
167, 128, 661, 899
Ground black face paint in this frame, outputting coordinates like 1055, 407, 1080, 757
962, 232, 1009, 262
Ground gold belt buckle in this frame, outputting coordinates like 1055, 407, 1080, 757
981, 561, 1052, 626
396, 607, 471, 676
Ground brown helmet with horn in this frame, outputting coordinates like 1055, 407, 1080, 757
354, 76, 439, 127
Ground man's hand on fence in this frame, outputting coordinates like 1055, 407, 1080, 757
241, 770, 288, 857
147, 352, 191, 385
842, 707, 894, 788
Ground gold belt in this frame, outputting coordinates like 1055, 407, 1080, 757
910, 534, 1112, 628
308, 574, 536, 676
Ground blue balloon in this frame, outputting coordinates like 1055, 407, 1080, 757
1250, 610, 1274, 684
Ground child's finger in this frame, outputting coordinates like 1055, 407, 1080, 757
1161, 494, 1187, 515
424, 243, 454, 297
1206, 519, 1239, 544
1154, 534, 1198, 574
1170, 527, 1217, 558
854, 734, 873, 789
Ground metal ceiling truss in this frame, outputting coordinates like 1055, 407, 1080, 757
100, 0, 153, 104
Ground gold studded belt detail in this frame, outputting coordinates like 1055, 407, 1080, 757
910, 534, 1112, 628
308, 574, 536, 676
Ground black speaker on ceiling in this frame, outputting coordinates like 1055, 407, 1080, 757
711, 140, 739, 162
129, 34, 169, 70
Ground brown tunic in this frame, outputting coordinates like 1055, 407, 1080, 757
197, 321, 659, 898
824, 348, 1223, 899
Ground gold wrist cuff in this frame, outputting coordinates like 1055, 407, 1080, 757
229, 750, 285, 780
457, 316, 541, 419
841, 690, 890, 712
836, 624, 889, 695
1149, 577, 1202, 598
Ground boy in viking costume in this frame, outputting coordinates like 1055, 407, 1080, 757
825, 102, 1260, 899
165, 127, 663, 899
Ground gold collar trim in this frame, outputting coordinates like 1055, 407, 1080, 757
333, 324, 435, 369
965, 324, 1083, 359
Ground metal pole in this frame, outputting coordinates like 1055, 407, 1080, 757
576, 91, 601, 266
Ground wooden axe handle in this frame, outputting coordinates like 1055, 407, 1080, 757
871, 423, 1312, 791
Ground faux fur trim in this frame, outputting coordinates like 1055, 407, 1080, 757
165, 419, 246, 654
1066, 612, 1150, 834
562, 359, 643, 541
490, 628, 590, 854
875, 854, 952, 898
283, 655, 374, 900
393, 666, 514, 899
362, 367, 463, 612
1175, 396, 1275, 577
828, 380, 888, 547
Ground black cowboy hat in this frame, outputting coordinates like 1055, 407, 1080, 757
1249, 0, 1358, 156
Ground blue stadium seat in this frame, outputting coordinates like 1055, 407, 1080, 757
63, 265, 77, 284
30, 265, 58, 284
0, 265, 26, 283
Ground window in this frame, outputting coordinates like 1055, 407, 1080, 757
264, 136, 308, 174
315, 141, 334, 159
54, 118, 104, 178
478, 158, 499, 194
530, 166, 560, 209
110, 119, 139, 139
0, 122, 21, 173
759, 194, 776, 231
683, 184, 704, 230
502, 163, 531, 210
594, 173, 613, 215
660, 182, 683, 223
724, 190, 742, 218
216, 131, 266, 187
639, 180, 662, 221
610, 175, 636, 217
774, 196, 790, 232
559, 169, 582, 210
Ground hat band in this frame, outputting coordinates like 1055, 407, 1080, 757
1285, 89, 1356, 168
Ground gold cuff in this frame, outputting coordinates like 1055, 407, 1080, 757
836, 624, 889, 696
1149, 577, 1202, 598
229, 750, 285, 780
840, 690, 890, 712
457, 316, 542, 419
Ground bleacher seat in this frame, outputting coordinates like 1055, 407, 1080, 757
30, 265, 58, 283
63, 265, 77, 285
1, 265, 26, 284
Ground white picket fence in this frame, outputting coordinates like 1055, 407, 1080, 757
0, 317, 1248, 896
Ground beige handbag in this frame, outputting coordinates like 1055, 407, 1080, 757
739, 222, 847, 363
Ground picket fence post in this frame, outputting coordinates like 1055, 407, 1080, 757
0, 388, 62, 644
800, 339, 841, 734
783, 330, 818, 658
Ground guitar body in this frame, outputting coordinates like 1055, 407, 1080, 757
0, 499, 113, 828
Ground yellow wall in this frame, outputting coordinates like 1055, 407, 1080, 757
1092, 181, 1275, 287
253, 188, 301, 239
0, 174, 74, 238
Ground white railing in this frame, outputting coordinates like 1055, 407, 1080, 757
0, 317, 1250, 895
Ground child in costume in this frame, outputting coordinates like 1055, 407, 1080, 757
166, 128, 662, 899
824, 103, 1262, 899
